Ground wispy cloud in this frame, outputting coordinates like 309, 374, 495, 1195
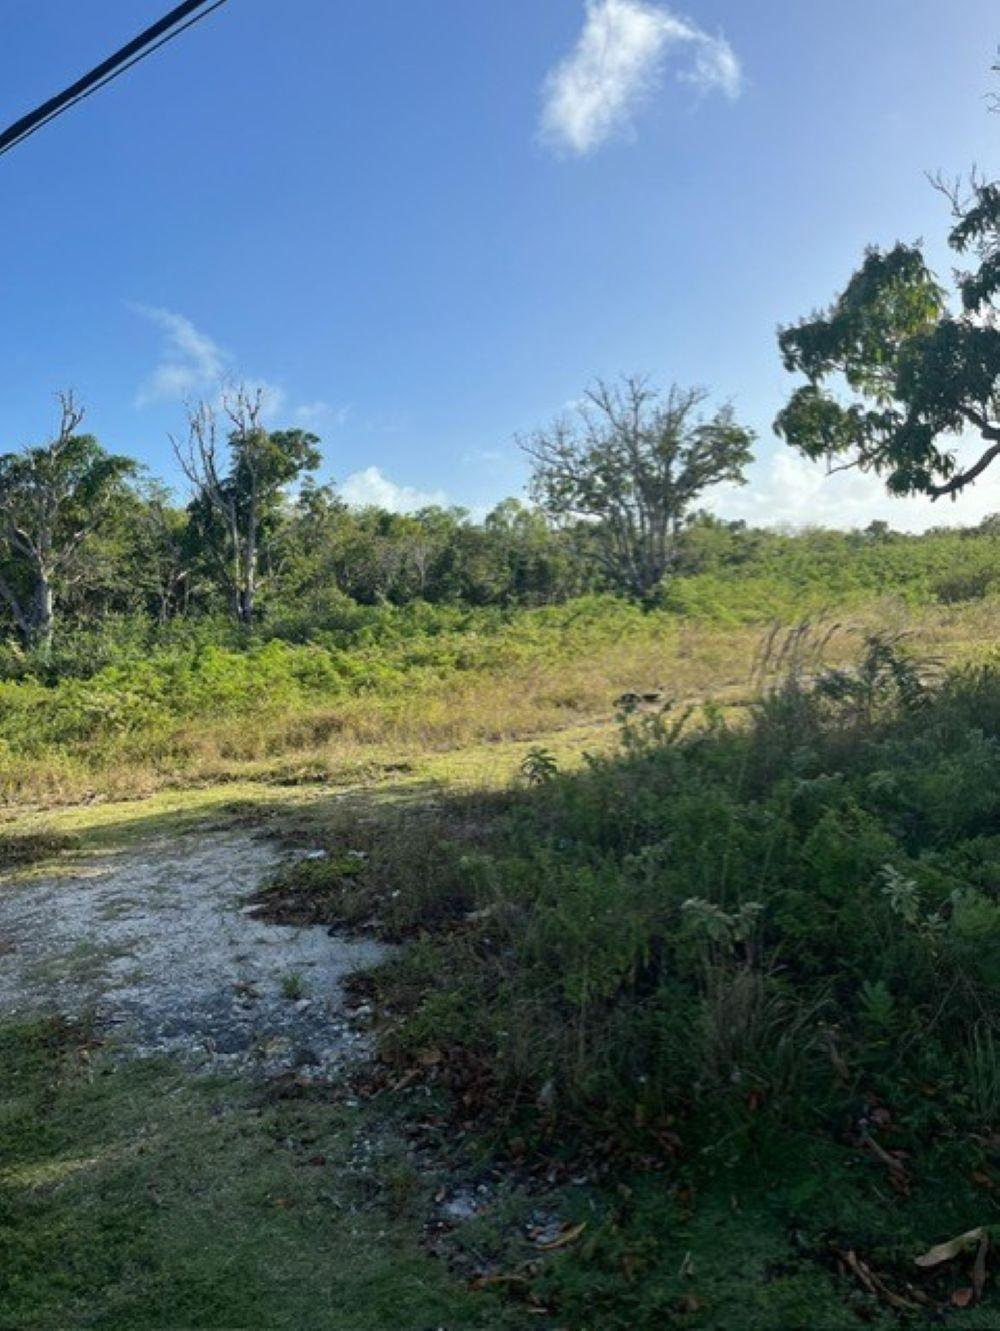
340, 465, 447, 513
540, 0, 742, 156
462, 448, 505, 465
295, 401, 350, 428
132, 304, 229, 406
131, 305, 325, 426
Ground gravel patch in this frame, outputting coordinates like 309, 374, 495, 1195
0, 829, 384, 1076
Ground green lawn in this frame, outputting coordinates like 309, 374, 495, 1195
0, 1020, 530, 1331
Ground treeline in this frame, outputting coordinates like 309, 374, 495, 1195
0, 377, 762, 652
0, 389, 601, 658
2, 384, 999, 677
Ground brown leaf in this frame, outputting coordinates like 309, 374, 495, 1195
915, 1227, 987, 1269
860, 1128, 909, 1186
469, 1273, 529, 1291
951, 1287, 974, 1308
390, 1068, 419, 1092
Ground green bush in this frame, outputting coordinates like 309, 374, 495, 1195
357, 646, 1000, 1155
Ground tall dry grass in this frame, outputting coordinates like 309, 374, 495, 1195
2, 596, 997, 808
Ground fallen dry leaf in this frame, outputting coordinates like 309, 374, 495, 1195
951, 1287, 974, 1308
915, 1227, 987, 1269
469, 1273, 530, 1293
837, 1248, 923, 1311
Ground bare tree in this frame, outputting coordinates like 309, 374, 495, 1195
520, 377, 754, 598
0, 392, 134, 650
174, 385, 320, 624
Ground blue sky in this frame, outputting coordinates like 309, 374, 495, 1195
1, 0, 998, 528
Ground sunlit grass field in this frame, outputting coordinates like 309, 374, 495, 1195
2, 586, 999, 808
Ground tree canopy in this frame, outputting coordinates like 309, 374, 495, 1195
522, 378, 754, 598
0, 393, 135, 648
776, 175, 1000, 500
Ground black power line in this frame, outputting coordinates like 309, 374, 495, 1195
0, 0, 231, 160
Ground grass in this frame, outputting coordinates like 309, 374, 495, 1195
0, 720, 618, 859
5, 591, 1000, 1327
0, 1020, 532, 1331
280, 970, 306, 1000
0, 829, 79, 870
2, 593, 1000, 809
253, 633, 1000, 1327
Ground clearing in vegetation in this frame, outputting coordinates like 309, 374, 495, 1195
4, 610, 1000, 1329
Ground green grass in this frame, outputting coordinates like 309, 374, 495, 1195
6, 582, 1000, 1327
2, 565, 1000, 806
259, 634, 1000, 1327
0, 1020, 531, 1331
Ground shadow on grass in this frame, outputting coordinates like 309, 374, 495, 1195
0, 1019, 530, 1331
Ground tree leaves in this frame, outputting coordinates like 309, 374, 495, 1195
776, 179, 1000, 500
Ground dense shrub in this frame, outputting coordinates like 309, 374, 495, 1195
250, 640, 1000, 1325
309, 644, 1000, 1153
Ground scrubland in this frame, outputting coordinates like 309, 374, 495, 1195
4, 529, 1000, 1328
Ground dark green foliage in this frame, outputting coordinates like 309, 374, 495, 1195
776, 175, 1000, 500
311, 646, 1000, 1323
0, 394, 135, 649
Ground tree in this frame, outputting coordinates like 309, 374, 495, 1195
775, 173, 1000, 500
0, 393, 135, 650
175, 386, 321, 624
129, 483, 195, 623
520, 377, 755, 598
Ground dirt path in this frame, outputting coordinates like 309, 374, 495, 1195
0, 829, 384, 1076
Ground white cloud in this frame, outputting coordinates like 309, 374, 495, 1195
340, 465, 447, 513
707, 449, 1000, 533
682, 28, 741, 97
132, 307, 298, 425
540, 0, 742, 156
132, 305, 229, 405
295, 401, 350, 428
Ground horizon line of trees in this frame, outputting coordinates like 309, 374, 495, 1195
4, 62, 998, 657
0, 377, 763, 651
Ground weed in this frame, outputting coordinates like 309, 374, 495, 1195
280, 970, 306, 1000
519, 745, 558, 786
0, 828, 79, 869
